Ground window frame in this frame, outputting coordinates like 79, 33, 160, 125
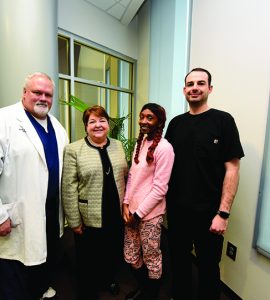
58, 29, 136, 142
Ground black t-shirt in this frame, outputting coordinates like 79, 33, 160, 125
165, 108, 244, 212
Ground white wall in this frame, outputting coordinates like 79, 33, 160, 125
0, 0, 58, 112
190, 0, 270, 299
58, 0, 138, 59
135, 0, 151, 134
149, 0, 191, 124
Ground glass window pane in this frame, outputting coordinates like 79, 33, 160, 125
58, 34, 134, 148
74, 42, 132, 90
105, 89, 132, 140
58, 36, 70, 75
71, 82, 100, 141
74, 42, 105, 82
105, 56, 132, 89
74, 82, 100, 107
119, 60, 133, 90
105, 89, 135, 165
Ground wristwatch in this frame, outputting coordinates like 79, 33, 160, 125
217, 210, 230, 219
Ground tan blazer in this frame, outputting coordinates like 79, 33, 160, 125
62, 138, 128, 228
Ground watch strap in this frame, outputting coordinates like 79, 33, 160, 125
217, 210, 230, 219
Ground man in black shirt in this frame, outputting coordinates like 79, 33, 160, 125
165, 68, 244, 300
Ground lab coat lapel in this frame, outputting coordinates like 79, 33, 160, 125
16, 107, 47, 165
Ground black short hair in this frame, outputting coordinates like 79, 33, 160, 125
184, 68, 212, 86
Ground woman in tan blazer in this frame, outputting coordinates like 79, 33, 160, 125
62, 105, 128, 300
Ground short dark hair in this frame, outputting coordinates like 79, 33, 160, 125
83, 105, 109, 130
184, 68, 212, 86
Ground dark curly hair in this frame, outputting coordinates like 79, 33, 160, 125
134, 103, 166, 165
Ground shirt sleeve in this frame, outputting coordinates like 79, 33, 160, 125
136, 140, 175, 218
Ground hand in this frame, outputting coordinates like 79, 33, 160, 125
209, 214, 228, 235
72, 224, 85, 235
0, 218, 12, 236
125, 213, 140, 228
122, 203, 130, 223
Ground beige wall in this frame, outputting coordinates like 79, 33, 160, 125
190, 0, 270, 299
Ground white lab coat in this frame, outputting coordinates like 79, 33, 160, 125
0, 101, 69, 266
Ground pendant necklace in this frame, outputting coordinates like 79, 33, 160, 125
86, 136, 110, 175
105, 167, 110, 175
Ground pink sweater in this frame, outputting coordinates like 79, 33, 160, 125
123, 137, 175, 220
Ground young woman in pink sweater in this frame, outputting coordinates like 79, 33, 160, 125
123, 103, 175, 300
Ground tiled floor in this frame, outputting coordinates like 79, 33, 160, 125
53, 227, 231, 300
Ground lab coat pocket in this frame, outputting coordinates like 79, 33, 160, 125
4, 203, 22, 227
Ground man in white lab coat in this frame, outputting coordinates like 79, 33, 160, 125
0, 72, 69, 300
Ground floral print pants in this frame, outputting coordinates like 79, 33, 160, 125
124, 215, 163, 279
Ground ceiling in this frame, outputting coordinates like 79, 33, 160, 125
83, 0, 145, 25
